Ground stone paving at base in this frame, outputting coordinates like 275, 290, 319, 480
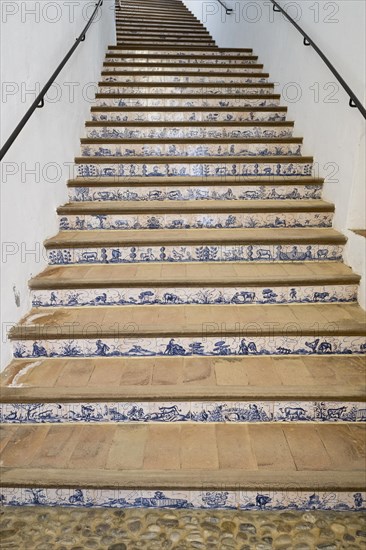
1, 507, 365, 549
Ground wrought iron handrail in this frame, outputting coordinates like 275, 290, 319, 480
217, 0, 233, 15
0, 0, 104, 161
217, 0, 366, 119
270, 0, 365, 118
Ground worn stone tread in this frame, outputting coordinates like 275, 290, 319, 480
8, 303, 366, 339
1, 356, 365, 402
29, 261, 359, 289
44, 227, 346, 248
67, 175, 320, 187
57, 199, 332, 215
0, 424, 364, 490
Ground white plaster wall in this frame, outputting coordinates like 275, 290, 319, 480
0, 0, 115, 369
183, 0, 366, 304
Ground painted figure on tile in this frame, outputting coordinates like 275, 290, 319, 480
256, 494, 271, 510
164, 338, 186, 356
95, 339, 110, 356
354, 493, 364, 508
32, 342, 47, 357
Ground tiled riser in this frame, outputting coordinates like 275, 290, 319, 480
86, 126, 293, 139
116, 41, 215, 46
101, 75, 268, 83
107, 50, 255, 57
106, 57, 259, 65
59, 212, 332, 231
76, 161, 312, 178
2, 401, 365, 424
47, 244, 344, 265
91, 111, 287, 122
32, 284, 357, 308
98, 86, 272, 94
80, 143, 302, 157
69, 185, 322, 202
96, 98, 280, 108
2, 487, 364, 512
103, 66, 264, 73
13, 336, 364, 359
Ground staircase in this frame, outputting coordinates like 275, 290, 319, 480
1, 0, 365, 512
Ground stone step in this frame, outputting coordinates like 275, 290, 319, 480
116, 40, 216, 47
115, 30, 212, 38
97, 82, 275, 95
117, 7, 197, 14
115, 19, 205, 28
43, 227, 346, 266
95, 95, 281, 108
107, 46, 253, 55
75, 155, 312, 178
2, 355, 364, 399
103, 62, 265, 72
29, 261, 359, 307
85, 121, 294, 139
90, 106, 287, 123
116, 11, 198, 18
1, 424, 365, 510
67, 175, 324, 203
80, 138, 303, 158
101, 72, 269, 83
8, 303, 366, 360
116, 28, 211, 39
57, 199, 332, 231
105, 53, 258, 64
1, 356, 365, 424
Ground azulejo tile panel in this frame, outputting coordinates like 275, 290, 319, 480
32, 285, 357, 308
47, 244, 344, 266
13, 336, 366, 360
1, 400, 365, 425
96, 97, 281, 108
76, 161, 313, 178
59, 212, 332, 231
101, 74, 268, 84
99, 85, 273, 96
86, 125, 293, 139
80, 142, 302, 157
90, 111, 287, 123
103, 65, 262, 74
1, 487, 365, 511
106, 57, 259, 65
68, 184, 322, 203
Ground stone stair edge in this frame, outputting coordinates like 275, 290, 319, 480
57, 198, 333, 214
74, 154, 312, 163
1, 464, 364, 492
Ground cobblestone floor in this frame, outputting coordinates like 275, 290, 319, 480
1, 507, 366, 549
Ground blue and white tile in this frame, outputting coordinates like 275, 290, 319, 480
13, 335, 365, 360
78, 142, 310, 158
103, 65, 264, 75
190, 401, 273, 422
190, 491, 239, 509
85, 125, 293, 140
1, 487, 365, 511
107, 49, 257, 57
95, 97, 281, 108
98, 84, 273, 96
59, 212, 332, 231
31, 284, 358, 309
2, 400, 366, 425
76, 161, 312, 179
101, 75, 269, 84
47, 243, 343, 266
90, 110, 287, 123
68, 184, 322, 203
